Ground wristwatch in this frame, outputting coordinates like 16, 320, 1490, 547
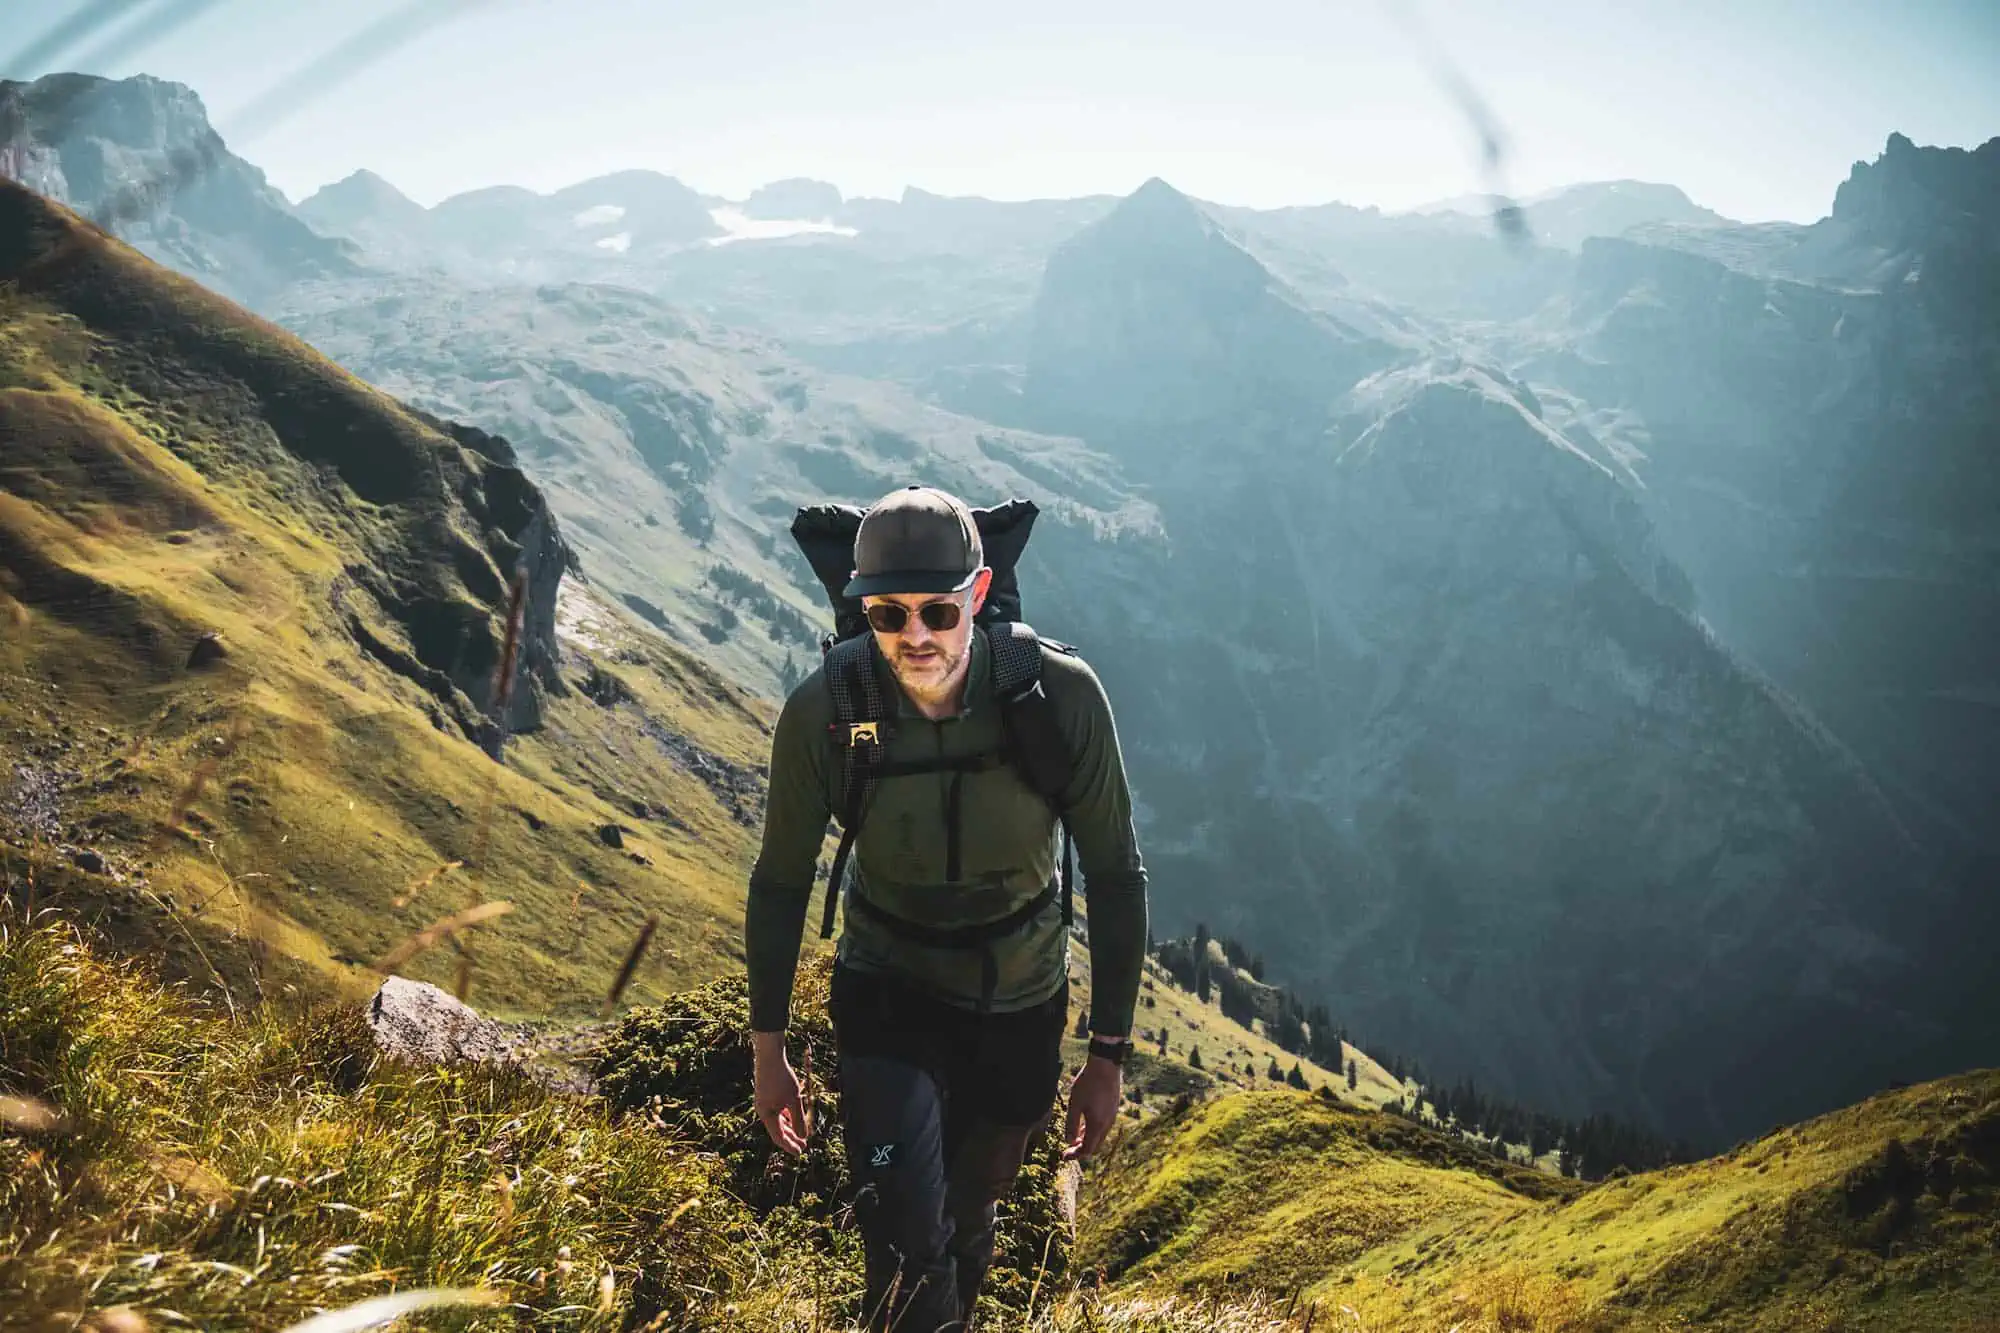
1087, 1035, 1132, 1066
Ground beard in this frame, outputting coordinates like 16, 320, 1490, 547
888, 636, 966, 696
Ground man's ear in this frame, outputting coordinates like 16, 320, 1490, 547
969, 566, 994, 614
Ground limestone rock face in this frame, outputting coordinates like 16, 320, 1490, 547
0, 72, 358, 302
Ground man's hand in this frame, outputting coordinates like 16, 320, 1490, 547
751, 1030, 808, 1155
1062, 1052, 1123, 1160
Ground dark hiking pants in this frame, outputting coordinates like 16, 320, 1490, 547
828, 963, 1069, 1333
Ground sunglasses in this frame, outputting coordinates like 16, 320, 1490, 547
863, 573, 978, 635
865, 597, 968, 635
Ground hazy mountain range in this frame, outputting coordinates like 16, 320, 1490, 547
4, 69, 1995, 1151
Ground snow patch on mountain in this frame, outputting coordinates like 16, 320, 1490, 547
705, 205, 857, 246
573, 203, 625, 228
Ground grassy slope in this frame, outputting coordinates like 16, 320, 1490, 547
14, 894, 1995, 1333
1065, 947, 1411, 1117
0, 179, 777, 1018
10, 180, 1997, 1333
0, 906, 1317, 1333
1077, 1073, 2000, 1332
0, 906, 746, 1329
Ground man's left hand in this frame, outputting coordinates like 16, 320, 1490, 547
1062, 1054, 1123, 1160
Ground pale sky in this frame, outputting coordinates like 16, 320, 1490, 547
4, 0, 1996, 223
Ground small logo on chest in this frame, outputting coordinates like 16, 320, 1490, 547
869, 1142, 897, 1168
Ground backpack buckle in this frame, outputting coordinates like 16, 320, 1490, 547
848, 721, 882, 746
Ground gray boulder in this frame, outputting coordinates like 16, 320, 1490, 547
367, 976, 593, 1094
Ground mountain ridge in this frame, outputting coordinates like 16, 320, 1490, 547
0, 175, 773, 1015
10, 70, 1994, 1149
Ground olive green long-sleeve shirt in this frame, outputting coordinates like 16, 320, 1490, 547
744, 627, 1149, 1038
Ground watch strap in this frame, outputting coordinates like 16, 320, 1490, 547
1087, 1036, 1131, 1066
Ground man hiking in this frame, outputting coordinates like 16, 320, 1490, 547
744, 484, 1151, 1331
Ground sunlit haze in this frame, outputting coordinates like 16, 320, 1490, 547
5, 0, 1997, 221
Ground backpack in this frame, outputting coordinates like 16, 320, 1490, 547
788, 497, 1082, 959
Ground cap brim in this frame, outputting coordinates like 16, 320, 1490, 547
843, 570, 974, 599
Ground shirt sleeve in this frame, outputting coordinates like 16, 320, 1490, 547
1049, 650, 1150, 1038
744, 674, 832, 1033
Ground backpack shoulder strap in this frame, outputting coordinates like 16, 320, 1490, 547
819, 633, 893, 939
987, 621, 1082, 926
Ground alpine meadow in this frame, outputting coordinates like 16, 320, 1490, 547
2, 5, 1997, 1331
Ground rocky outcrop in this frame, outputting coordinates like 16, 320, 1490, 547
331, 419, 576, 753
1827, 132, 2000, 292
1618, 133, 2000, 294
368, 976, 593, 1093
0, 72, 358, 302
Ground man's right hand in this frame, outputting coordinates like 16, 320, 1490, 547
751, 1030, 808, 1155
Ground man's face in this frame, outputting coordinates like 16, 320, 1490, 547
865, 568, 992, 693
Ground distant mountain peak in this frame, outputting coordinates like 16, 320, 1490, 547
301, 168, 423, 217
1124, 175, 1201, 214
743, 177, 842, 221
1832, 130, 2000, 237
1528, 179, 1697, 205
333, 167, 402, 192
1085, 175, 1220, 250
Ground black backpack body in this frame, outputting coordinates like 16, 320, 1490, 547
788, 499, 1081, 960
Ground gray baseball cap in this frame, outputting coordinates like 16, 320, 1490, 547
844, 485, 984, 598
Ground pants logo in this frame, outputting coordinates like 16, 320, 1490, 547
869, 1143, 897, 1167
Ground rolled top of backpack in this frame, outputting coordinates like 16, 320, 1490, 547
791, 496, 1040, 645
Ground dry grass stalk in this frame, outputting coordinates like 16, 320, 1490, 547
601, 914, 659, 1017
392, 859, 463, 910
150, 713, 249, 850
466, 569, 529, 875
81, 1307, 150, 1333
0, 1091, 62, 1131
371, 900, 513, 973
273, 1286, 507, 1333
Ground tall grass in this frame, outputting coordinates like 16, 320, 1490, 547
0, 897, 1382, 1332
0, 904, 746, 1330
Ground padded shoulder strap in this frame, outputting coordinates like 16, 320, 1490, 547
826, 632, 889, 733
988, 622, 1069, 802
986, 620, 1045, 698
988, 622, 1082, 927
820, 634, 893, 938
